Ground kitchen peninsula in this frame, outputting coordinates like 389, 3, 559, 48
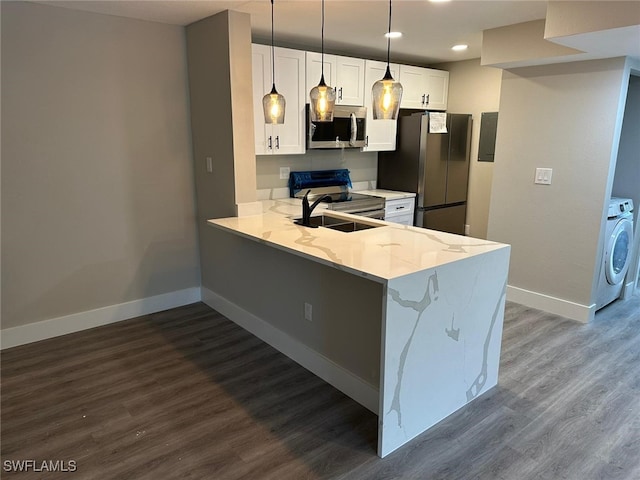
206, 199, 510, 457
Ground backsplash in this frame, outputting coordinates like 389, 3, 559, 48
256, 150, 378, 199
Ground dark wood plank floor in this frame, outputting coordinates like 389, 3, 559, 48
2, 293, 639, 479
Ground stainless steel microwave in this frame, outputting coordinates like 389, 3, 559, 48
306, 105, 367, 149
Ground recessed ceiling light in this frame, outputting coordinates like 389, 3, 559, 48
385, 31, 402, 39
452, 44, 468, 51
429, 0, 451, 3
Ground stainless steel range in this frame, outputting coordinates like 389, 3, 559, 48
289, 170, 385, 219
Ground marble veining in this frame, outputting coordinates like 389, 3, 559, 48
379, 248, 510, 457
208, 200, 507, 283
387, 271, 440, 428
445, 316, 461, 341
466, 282, 507, 402
293, 227, 345, 266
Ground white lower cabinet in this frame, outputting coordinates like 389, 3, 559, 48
252, 44, 306, 155
362, 60, 399, 152
385, 197, 415, 225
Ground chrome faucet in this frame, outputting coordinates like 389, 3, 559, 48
296, 190, 330, 227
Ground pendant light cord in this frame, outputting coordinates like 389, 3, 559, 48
386, 0, 392, 66
270, 0, 275, 88
321, 0, 325, 78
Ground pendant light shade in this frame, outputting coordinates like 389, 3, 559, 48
309, 74, 336, 122
263, 85, 285, 124
372, 0, 402, 120
309, 0, 335, 122
262, 0, 285, 124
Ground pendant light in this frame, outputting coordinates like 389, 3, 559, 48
372, 0, 403, 120
262, 0, 285, 124
309, 0, 336, 122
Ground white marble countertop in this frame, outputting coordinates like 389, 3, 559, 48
357, 189, 417, 200
208, 198, 508, 283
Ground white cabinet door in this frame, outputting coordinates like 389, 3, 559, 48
253, 44, 305, 155
398, 65, 448, 111
252, 44, 271, 155
398, 65, 428, 109
425, 69, 449, 111
271, 47, 306, 154
335, 56, 365, 106
362, 60, 399, 152
305, 51, 336, 101
306, 52, 364, 106
385, 197, 415, 225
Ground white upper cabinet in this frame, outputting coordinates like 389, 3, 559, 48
252, 44, 306, 155
305, 52, 365, 106
425, 69, 449, 111
335, 56, 365, 106
362, 60, 399, 152
305, 51, 336, 97
398, 65, 449, 111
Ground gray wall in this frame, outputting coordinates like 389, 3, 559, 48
487, 57, 629, 309
206, 228, 383, 386
1, 2, 200, 329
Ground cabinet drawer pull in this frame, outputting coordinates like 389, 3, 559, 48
267, 136, 272, 149
338, 87, 343, 100
275, 136, 280, 149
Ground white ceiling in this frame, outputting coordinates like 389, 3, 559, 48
34, 0, 550, 65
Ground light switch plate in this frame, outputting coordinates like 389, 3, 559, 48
280, 166, 290, 180
535, 167, 552, 185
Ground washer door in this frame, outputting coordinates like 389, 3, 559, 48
605, 218, 633, 285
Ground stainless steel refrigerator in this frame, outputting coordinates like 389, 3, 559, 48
378, 112, 472, 235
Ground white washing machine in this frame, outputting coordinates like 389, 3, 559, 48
596, 197, 635, 310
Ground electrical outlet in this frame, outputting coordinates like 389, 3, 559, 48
304, 302, 313, 322
280, 166, 290, 180
534, 167, 552, 185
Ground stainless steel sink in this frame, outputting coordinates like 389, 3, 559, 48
295, 214, 383, 233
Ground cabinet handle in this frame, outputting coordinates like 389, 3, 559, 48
275, 136, 280, 149
425, 94, 430, 105
396, 206, 405, 210
365, 135, 369, 147
338, 87, 343, 100
267, 136, 272, 149
421, 94, 426, 105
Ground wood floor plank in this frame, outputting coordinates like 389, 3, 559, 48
2, 294, 639, 479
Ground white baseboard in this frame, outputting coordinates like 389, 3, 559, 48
1, 287, 201, 350
201, 287, 379, 414
506, 285, 595, 323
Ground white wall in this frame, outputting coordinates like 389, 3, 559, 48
487, 57, 630, 321
432, 58, 503, 239
1, 2, 200, 331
